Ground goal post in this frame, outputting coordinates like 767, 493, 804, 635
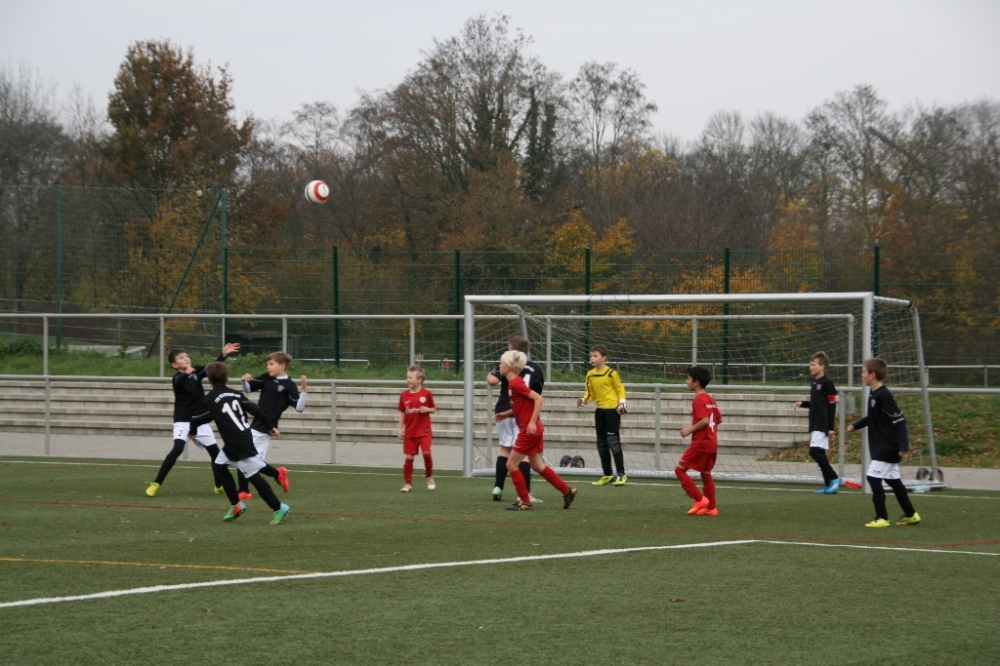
462, 292, 940, 490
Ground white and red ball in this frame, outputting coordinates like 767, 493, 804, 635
304, 180, 330, 205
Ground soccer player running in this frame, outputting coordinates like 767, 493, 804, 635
146, 343, 240, 498
793, 351, 841, 494
486, 335, 543, 503
500, 350, 577, 511
676, 366, 723, 516
190, 362, 290, 524
236, 351, 307, 500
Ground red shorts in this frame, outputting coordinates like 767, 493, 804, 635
678, 444, 717, 473
403, 435, 432, 457
512, 423, 544, 456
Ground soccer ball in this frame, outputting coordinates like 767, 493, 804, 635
304, 180, 330, 205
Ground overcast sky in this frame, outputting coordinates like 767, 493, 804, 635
2, 0, 998, 143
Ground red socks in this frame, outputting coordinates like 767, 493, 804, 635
701, 472, 716, 509
403, 459, 414, 484
675, 467, 703, 501
510, 468, 531, 503
540, 466, 570, 495
422, 454, 433, 479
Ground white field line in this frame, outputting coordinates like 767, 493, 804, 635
1, 538, 997, 611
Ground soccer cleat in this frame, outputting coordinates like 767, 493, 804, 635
506, 500, 533, 511
613, 474, 628, 486
814, 487, 828, 494
591, 475, 614, 486
687, 496, 710, 515
528, 494, 543, 504
492, 486, 503, 501
896, 512, 921, 526
223, 501, 246, 522
401, 483, 412, 493
695, 507, 719, 516
824, 478, 842, 494
213, 486, 225, 495
145, 482, 160, 497
562, 487, 578, 509
277, 467, 290, 493
270, 503, 290, 525
238, 491, 253, 501
427, 477, 436, 491
865, 518, 891, 528
841, 480, 862, 489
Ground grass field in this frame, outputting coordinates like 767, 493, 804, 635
2, 456, 998, 665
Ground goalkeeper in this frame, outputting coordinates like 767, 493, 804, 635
577, 345, 628, 486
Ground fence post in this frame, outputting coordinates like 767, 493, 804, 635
220, 189, 228, 347
654, 385, 662, 471
282, 316, 288, 353
454, 250, 461, 373
722, 248, 730, 384
159, 317, 165, 377
691, 316, 698, 365
43, 316, 50, 456
409, 318, 416, 366
583, 248, 591, 369
55, 183, 63, 349
332, 247, 340, 366
329, 382, 337, 464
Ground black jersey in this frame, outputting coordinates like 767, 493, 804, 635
851, 385, 910, 463
190, 387, 274, 462
799, 375, 838, 433
243, 373, 303, 433
171, 353, 226, 422
491, 361, 544, 413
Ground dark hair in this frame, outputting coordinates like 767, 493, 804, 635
590, 344, 609, 357
508, 334, 530, 353
810, 351, 830, 368
167, 348, 188, 365
205, 361, 229, 386
687, 365, 712, 388
863, 357, 888, 381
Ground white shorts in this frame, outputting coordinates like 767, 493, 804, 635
810, 431, 830, 450
251, 430, 271, 459
214, 449, 267, 479
173, 422, 217, 447
496, 416, 519, 450
867, 460, 901, 480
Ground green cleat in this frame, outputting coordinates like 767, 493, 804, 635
213, 486, 225, 495
591, 475, 614, 486
271, 503, 290, 525
613, 474, 628, 486
864, 518, 891, 528
492, 486, 503, 501
145, 482, 160, 497
896, 512, 921, 526
223, 501, 247, 522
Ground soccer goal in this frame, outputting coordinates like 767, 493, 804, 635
462, 293, 940, 489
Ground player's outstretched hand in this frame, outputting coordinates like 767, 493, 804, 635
269, 428, 281, 438
223, 342, 240, 357
792, 401, 802, 410
300, 375, 308, 392
847, 424, 855, 433
241, 373, 253, 382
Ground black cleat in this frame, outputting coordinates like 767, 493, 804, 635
506, 500, 533, 511
562, 487, 578, 509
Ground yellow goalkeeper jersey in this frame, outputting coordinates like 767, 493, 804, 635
583, 366, 626, 409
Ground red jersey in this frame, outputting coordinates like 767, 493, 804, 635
398, 388, 435, 438
690, 392, 722, 452
507, 376, 541, 431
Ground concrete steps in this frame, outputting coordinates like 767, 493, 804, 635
0, 380, 813, 458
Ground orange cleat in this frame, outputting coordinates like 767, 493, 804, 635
695, 507, 719, 516
687, 496, 710, 515
237, 491, 252, 501
277, 467, 290, 493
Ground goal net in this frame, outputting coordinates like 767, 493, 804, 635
461, 293, 940, 489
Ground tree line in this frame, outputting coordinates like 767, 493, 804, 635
1, 13, 998, 312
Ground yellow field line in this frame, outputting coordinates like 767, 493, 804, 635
0, 556, 312, 575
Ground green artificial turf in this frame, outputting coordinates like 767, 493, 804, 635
1, 457, 998, 665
